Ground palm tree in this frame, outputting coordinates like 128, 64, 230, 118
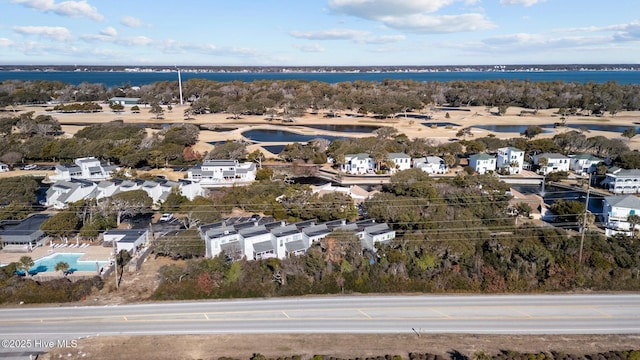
55, 261, 70, 277
18, 256, 34, 277
628, 214, 640, 238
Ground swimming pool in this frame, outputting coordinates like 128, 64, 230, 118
26, 253, 108, 275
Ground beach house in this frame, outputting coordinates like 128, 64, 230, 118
50, 157, 118, 182
386, 153, 411, 173
602, 195, 640, 236
187, 159, 257, 186
532, 153, 571, 175
413, 156, 448, 175
570, 154, 603, 175
497, 147, 524, 174
103, 229, 149, 253
342, 153, 375, 175
468, 153, 496, 174
602, 168, 640, 194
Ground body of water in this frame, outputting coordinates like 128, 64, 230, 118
472, 123, 640, 134
241, 129, 350, 143
1, 70, 639, 87
21, 253, 108, 275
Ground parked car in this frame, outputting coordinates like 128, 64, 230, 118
159, 213, 174, 222
22, 164, 37, 170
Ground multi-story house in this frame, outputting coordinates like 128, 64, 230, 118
570, 154, 603, 175
602, 195, 640, 236
468, 153, 496, 174
50, 157, 118, 182
341, 153, 375, 175
497, 147, 524, 174
603, 168, 640, 194
532, 153, 571, 175
413, 156, 448, 174
386, 153, 411, 173
45, 179, 98, 209
187, 159, 257, 186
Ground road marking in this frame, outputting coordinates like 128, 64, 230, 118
282, 311, 290, 319
123, 316, 128, 321
590, 307, 613, 317
357, 309, 372, 319
429, 308, 451, 318
204, 313, 209, 320
509, 307, 532, 318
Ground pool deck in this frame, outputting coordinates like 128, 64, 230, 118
0, 243, 114, 266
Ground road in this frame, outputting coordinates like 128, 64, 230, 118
1, 294, 639, 358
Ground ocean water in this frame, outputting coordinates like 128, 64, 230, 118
1, 70, 639, 87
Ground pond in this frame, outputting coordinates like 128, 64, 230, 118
241, 129, 351, 143
470, 124, 556, 133
303, 124, 380, 133
422, 122, 461, 127
262, 145, 286, 154
471, 123, 640, 134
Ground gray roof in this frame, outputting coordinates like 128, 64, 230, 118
253, 240, 274, 253
604, 195, 640, 209
303, 224, 331, 237
285, 240, 307, 252
469, 153, 495, 161
105, 229, 147, 243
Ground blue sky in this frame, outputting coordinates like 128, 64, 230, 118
1, 0, 639, 66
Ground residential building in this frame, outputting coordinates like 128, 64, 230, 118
532, 153, 571, 175
187, 159, 257, 186
50, 157, 118, 182
497, 147, 524, 174
413, 156, 448, 175
45, 179, 98, 209
201, 218, 395, 261
468, 153, 496, 174
108, 97, 140, 105
386, 153, 411, 173
602, 168, 640, 194
602, 195, 640, 236
310, 183, 378, 204
570, 154, 603, 175
341, 153, 375, 175
103, 229, 149, 253
0, 214, 50, 250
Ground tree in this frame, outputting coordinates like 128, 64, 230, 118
55, 261, 70, 277
247, 150, 265, 169
622, 127, 637, 140
40, 211, 79, 240
550, 200, 585, 223
628, 214, 640, 238
131, 105, 140, 113
109, 103, 124, 113
149, 102, 164, 119
18, 256, 34, 276
522, 125, 543, 139
108, 190, 153, 226
0, 151, 22, 168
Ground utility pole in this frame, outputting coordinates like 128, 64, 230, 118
579, 173, 591, 263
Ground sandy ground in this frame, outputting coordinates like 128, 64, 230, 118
17, 103, 640, 158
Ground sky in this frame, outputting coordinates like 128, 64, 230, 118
0, 0, 639, 66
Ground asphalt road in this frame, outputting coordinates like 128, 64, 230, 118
1, 294, 639, 357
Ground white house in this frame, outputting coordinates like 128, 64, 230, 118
310, 183, 378, 204
103, 229, 149, 253
468, 153, 496, 174
497, 147, 524, 174
45, 179, 98, 209
201, 218, 395, 261
187, 159, 257, 186
603, 168, 640, 194
342, 153, 375, 175
602, 195, 640, 236
532, 153, 571, 175
386, 153, 411, 173
570, 154, 603, 175
0, 162, 9, 172
50, 157, 118, 182
413, 156, 448, 175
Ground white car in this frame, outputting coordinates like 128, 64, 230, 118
22, 164, 37, 170
159, 213, 173, 222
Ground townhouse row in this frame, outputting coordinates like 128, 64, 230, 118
200, 218, 396, 261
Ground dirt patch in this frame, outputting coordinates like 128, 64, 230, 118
42, 334, 640, 360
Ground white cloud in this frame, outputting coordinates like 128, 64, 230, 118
358, 34, 406, 44
327, 0, 494, 34
499, 0, 546, 6
0, 38, 14, 47
13, 25, 72, 41
293, 43, 325, 53
159, 39, 261, 58
289, 29, 369, 40
382, 13, 495, 33
11, 0, 104, 21
120, 16, 143, 28
117, 36, 153, 46
100, 26, 117, 37
329, 0, 454, 18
